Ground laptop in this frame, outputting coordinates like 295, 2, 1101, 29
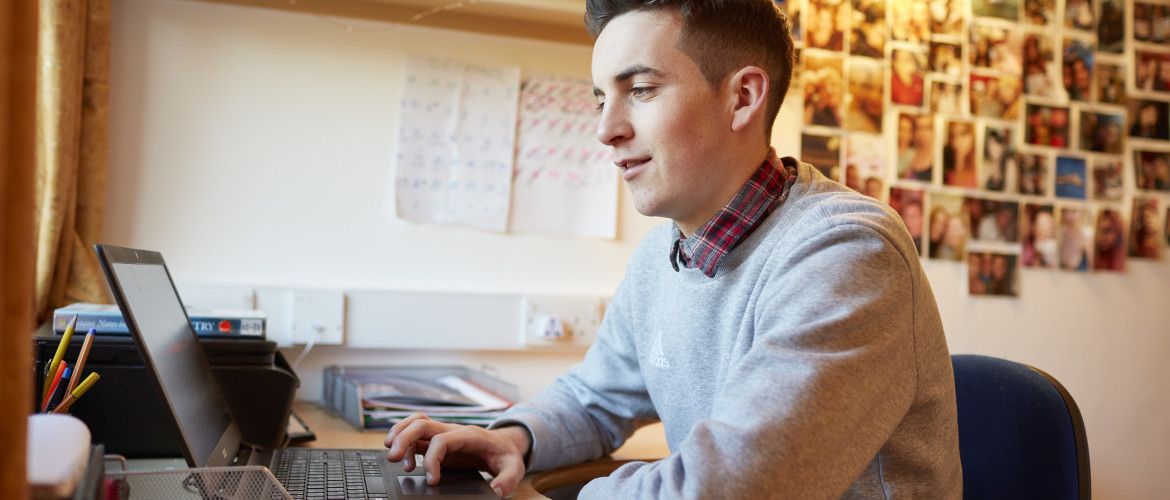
95, 244, 499, 500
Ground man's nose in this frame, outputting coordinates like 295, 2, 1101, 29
596, 102, 632, 146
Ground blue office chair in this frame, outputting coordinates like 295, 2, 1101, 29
951, 354, 1091, 500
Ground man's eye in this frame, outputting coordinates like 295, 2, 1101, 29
595, 101, 605, 112
632, 87, 653, 98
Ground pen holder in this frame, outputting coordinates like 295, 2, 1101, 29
103, 466, 290, 500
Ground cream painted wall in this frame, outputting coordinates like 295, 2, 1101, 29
107, 1, 1168, 498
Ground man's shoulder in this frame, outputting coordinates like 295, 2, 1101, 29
783, 162, 904, 232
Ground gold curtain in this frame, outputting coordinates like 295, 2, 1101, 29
0, 0, 39, 496
34, 0, 111, 323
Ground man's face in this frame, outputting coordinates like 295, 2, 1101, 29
592, 10, 731, 230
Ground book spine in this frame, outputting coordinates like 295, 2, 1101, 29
52, 312, 129, 334
187, 317, 266, 337
53, 312, 265, 337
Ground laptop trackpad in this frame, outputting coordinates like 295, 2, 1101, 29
397, 475, 485, 496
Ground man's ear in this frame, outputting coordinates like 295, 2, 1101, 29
729, 66, 769, 132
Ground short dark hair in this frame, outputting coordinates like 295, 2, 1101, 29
585, 0, 796, 137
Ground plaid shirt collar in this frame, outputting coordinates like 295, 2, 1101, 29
670, 149, 797, 278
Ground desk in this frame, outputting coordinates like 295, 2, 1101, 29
293, 401, 670, 499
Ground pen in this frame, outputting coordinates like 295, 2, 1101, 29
66, 328, 96, 396
51, 372, 100, 415
44, 314, 78, 401
41, 361, 67, 413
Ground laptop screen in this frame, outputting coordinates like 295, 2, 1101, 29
97, 245, 239, 467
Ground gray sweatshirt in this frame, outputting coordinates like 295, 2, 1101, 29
493, 162, 963, 499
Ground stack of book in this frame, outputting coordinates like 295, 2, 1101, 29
323, 366, 518, 429
52, 302, 267, 338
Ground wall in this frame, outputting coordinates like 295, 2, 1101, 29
106, 1, 1167, 498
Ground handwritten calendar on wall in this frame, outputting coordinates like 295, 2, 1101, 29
394, 53, 521, 232
509, 75, 618, 239
394, 54, 618, 238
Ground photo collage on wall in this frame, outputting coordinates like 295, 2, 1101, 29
776, 0, 1170, 298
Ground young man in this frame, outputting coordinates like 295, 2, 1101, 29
385, 1, 962, 498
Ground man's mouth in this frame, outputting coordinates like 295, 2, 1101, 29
616, 158, 650, 181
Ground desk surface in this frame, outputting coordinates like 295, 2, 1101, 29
293, 401, 670, 499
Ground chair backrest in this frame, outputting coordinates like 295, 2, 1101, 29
951, 354, 1091, 500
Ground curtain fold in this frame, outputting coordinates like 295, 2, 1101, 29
34, 0, 110, 323
0, 0, 39, 496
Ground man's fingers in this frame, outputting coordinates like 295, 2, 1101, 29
487, 454, 526, 498
421, 433, 452, 485
384, 413, 431, 448
403, 443, 416, 472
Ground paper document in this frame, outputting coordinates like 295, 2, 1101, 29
509, 74, 619, 238
394, 53, 521, 232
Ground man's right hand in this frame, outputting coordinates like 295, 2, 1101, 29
384, 413, 532, 498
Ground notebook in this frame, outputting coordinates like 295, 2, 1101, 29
95, 244, 499, 500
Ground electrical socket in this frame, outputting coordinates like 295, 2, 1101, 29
289, 290, 345, 345
521, 295, 607, 349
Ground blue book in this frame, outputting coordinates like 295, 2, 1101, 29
52, 302, 266, 338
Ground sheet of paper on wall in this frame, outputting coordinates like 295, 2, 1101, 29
394, 53, 521, 232
508, 74, 619, 239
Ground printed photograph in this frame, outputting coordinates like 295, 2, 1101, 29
1022, 33, 1059, 98
1133, 2, 1169, 44
1096, 63, 1126, 105
1021, 204, 1057, 268
1058, 205, 1093, 271
792, 49, 803, 89
1024, 0, 1054, 25
969, 74, 1022, 120
929, 42, 963, 77
1018, 153, 1049, 196
1134, 50, 1170, 94
1129, 198, 1162, 260
890, 188, 926, 254
1093, 207, 1126, 271
927, 192, 966, 261
780, 0, 803, 43
807, 0, 848, 50
930, 80, 964, 115
1024, 104, 1070, 147
966, 197, 1020, 243
942, 120, 977, 188
845, 58, 885, 133
1062, 39, 1094, 102
1098, 0, 1125, 53
1064, 0, 1095, 31
891, 49, 926, 106
801, 132, 842, 180
888, 0, 931, 43
1128, 99, 1170, 140
981, 125, 1017, 192
1055, 156, 1087, 199
1078, 111, 1125, 154
802, 54, 845, 127
849, 0, 886, 58
972, 0, 1019, 20
896, 112, 935, 181
970, 23, 1022, 73
1133, 149, 1170, 191
1091, 158, 1124, 201
844, 133, 887, 199
929, 0, 964, 36
968, 252, 1019, 297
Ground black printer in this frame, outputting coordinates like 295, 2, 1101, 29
33, 324, 299, 457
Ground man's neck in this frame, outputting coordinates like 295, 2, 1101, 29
674, 144, 772, 235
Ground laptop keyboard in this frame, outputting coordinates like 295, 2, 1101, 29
274, 449, 389, 500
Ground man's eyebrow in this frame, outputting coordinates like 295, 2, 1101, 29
593, 64, 665, 98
